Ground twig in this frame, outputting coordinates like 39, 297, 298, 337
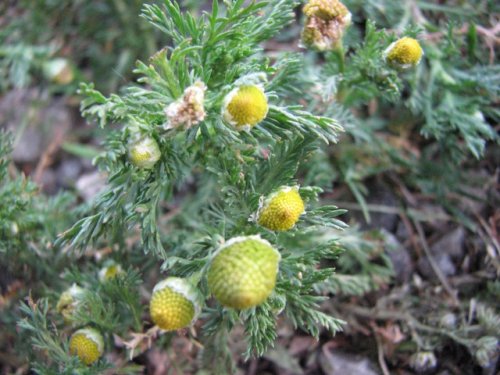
7, 162, 17, 179
341, 304, 472, 347
121, 326, 160, 360
399, 210, 422, 258
335, 201, 450, 222
372, 325, 391, 375
413, 220, 459, 306
33, 128, 66, 185
474, 211, 500, 253
247, 358, 259, 375
449, 271, 496, 287
334, 201, 401, 215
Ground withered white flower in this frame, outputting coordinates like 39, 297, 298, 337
164, 81, 207, 129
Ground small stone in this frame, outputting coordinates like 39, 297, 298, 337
320, 347, 380, 375
2, 91, 71, 166
417, 253, 456, 281
12, 127, 43, 163
417, 227, 465, 281
40, 169, 58, 195
75, 172, 107, 202
395, 220, 409, 241
57, 158, 82, 188
381, 230, 413, 283
430, 227, 465, 261
356, 179, 399, 232
288, 336, 318, 356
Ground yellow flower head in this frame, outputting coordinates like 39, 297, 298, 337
256, 186, 305, 231
207, 236, 280, 310
128, 135, 161, 169
69, 327, 104, 366
149, 277, 203, 331
384, 37, 424, 69
301, 0, 351, 51
222, 85, 268, 131
56, 284, 85, 322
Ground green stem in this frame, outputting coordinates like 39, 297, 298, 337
130, 304, 142, 332
335, 44, 346, 74
333, 44, 347, 102
188, 267, 206, 286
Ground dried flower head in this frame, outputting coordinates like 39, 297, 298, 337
164, 81, 206, 129
301, 0, 351, 51
303, 0, 350, 20
384, 37, 424, 69
256, 186, 305, 231
222, 84, 268, 131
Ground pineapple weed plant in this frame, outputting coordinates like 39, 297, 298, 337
0, 0, 497, 373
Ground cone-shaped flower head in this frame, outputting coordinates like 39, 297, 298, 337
69, 327, 104, 366
207, 236, 281, 309
56, 284, 85, 322
256, 186, 305, 231
128, 135, 161, 169
384, 37, 424, 70
149, 277, 203, 331
164, 81, 206, 129
222, 85, 268, 131
301, 0, 351, 51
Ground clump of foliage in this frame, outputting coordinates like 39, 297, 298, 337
314, 0, 498, 221
0, 0, 163, 93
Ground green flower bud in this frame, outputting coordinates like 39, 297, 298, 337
56, 284, 85, 322
98, 261, 123, 282
128, 135, 161, 169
